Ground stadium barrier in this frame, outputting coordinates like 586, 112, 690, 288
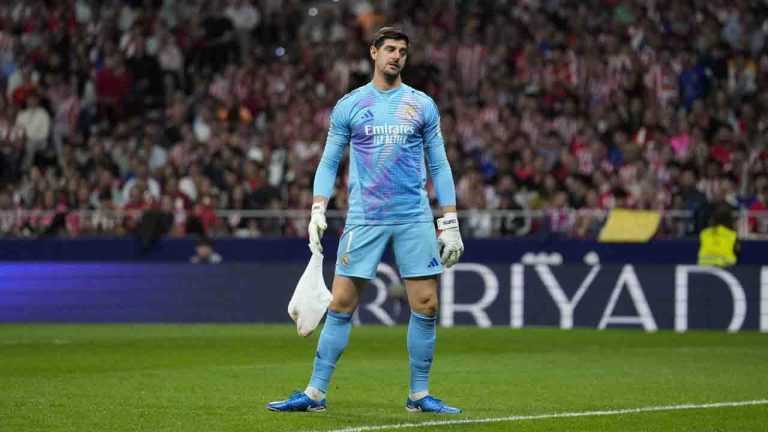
1, 261, 766, 332
1, 208, 767, 239
0, 236, 767, 264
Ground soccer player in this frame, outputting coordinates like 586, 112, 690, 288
267, 27, 464, 414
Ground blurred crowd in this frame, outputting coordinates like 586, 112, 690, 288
0, 0, 767, 239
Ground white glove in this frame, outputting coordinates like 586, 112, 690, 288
308, 201, 327, 252
437, 212, 464, 268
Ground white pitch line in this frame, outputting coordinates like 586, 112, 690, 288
313, 399, 768, 432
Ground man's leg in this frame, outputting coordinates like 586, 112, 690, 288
306, 276, 367, 398
307, 224, 388, 398
395, 222, 461, 413
269, 225, 387, 412
404, 276, 439, 399
268, 275, 366, 412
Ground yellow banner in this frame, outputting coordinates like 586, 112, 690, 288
598, 209, 661, 243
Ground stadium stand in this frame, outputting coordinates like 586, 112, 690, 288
0, 0, 766, 239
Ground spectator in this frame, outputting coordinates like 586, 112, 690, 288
95, 56, 133, 122
202, 5, 236, 73
748, 187, 768, 234
698, 204, 739, 267
190, 236, 223, 264
137, 193, 174, 251
122, 159, 161, 204
680, 168, 710, 234
225, 0, 260, 60
0, 1, 766, 240
15, 93, 50, 168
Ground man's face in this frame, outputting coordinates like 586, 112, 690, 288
371, 39, 408, 79
197, 245, 212, 258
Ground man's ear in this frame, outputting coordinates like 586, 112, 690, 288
369, 45, 377, 61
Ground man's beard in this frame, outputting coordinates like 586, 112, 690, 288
382, 63, 401, 79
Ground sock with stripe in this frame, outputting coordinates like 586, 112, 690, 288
407, 311, 437, 396
307, 311, 353, 395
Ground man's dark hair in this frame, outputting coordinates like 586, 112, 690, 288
372, 27, 409, 49
196, 236, 213, 247
712, 204, 735, 227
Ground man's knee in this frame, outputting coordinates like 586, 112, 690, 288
405, 276, 439, 316
410, 293, 438, 316
329, 295, 357, 314
328, 276, 366, 314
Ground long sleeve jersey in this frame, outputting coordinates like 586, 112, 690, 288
313, 82, 456, 224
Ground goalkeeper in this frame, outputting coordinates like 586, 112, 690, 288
267, 27, 464, 414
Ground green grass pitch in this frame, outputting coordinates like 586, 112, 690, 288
1, 325, 766, 431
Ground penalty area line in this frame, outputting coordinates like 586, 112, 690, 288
312, 399, 768, 432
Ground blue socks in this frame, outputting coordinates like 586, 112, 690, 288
309, 311, 352, 393
408, 311, 437, 393
307, 310, 437, 396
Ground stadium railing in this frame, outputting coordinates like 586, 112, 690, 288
0, 209, 766, 239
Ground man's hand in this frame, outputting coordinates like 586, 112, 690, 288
437, 212, 463, 268
308, 201, 327, 253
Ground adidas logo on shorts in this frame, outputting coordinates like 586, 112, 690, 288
427, 257, 440, 268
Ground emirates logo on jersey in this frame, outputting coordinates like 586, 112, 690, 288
364, 124, 415, 135
364, 123, 415, 145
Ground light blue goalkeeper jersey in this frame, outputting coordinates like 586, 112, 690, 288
313, 82, 456, 225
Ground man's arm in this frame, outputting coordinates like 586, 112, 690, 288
308, 103, 350, 252
423, 99, 463, 268
423, 100, 456, 212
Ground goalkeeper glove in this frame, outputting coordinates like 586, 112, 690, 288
437, 212, 463, 268
308, 201, 327, 253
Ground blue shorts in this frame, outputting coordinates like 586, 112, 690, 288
335, 222, 443, 280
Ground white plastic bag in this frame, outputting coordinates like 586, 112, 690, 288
288, 250, 332, 337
